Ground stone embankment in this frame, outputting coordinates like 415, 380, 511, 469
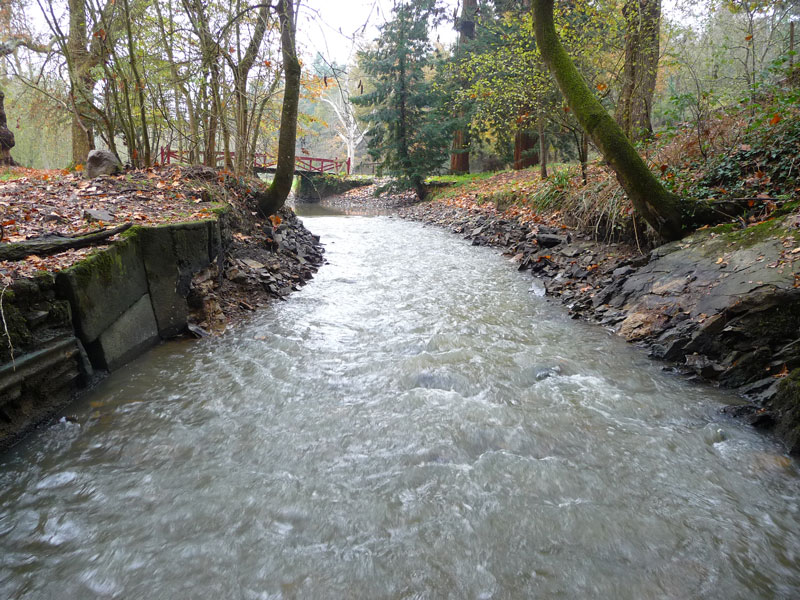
0, 203, 323, 449
295, 173, 373, 203
401, 201, 800, 453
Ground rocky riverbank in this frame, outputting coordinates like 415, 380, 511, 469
399, 199, 800, 454
0, 165, 324, 448
188, 204, 324, 334
307, 181, 418, 214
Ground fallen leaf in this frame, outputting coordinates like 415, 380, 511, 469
773, 364, 789, 378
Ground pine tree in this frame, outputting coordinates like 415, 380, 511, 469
353, 1, 451, 200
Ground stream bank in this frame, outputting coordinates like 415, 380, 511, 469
0, 167, 324, 449
399, 198, 800, 453
3, 213, 798, 597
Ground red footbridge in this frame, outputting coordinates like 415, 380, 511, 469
159, 147, 351, 175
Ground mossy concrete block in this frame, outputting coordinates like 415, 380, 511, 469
138, 222, 211, 338
296, 173, 372, 201
171, 221, 212, 296
137, 226, 184, 337
208, 219, 224, 264
88, 293, 159, 371
55, 237, 148, 344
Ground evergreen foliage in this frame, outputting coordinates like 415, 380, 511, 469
353, 1, 453, 199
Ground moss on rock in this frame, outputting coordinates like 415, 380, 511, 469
0, 301, 32, 361
714, 219, 792, 249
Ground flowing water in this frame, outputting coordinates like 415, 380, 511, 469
1, 213, 799, 599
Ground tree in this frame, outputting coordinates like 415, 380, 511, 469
532, 0, 684, 240
313, 55, 371, 168
65, 0, 109, 165
455, 3, 612, 177
449, 0, 477, 173
615, 0, 661, 141
256, 0, 301, 216
0, 88, 14, 165
36, 0, 117, 165
0, 31, 55, 166
354, 1, 452, 199
227, 3, 271, 175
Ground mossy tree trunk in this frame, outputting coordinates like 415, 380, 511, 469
532, 0, 684, 241
257, 0, 301, 216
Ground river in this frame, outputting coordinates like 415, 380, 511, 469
1, 213, 799, 598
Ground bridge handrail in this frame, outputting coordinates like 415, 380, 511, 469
159, 146, 351, 175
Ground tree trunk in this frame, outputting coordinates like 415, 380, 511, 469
0, 88, 15, 166
204, 68, 218, 167
615, 0, 660, 141
532, 0, 683, 240
578, 131, 588, 184
257, 0, 301, 216
513, 130, 538, 170
450, 128, 470, 173
538, 116, 548, 179
122, 0, 150, 167
449, 0, 477, 174
232, 4, 270, 175
67, 0, 96, 165
414, 176, 426, 201
0, 223, 132, 261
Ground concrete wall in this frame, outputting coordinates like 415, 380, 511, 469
0, 215, 227, 449
295, 173, 372, 202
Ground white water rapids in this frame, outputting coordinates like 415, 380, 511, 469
1, 214, 799, 598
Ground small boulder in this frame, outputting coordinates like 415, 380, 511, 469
85, 149, 122, 178
84, 208, 115, 223
183, 165, 218, 181
536, 233, 568, 248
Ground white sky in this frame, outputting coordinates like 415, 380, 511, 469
297, 0, 460, 65
21, 0, 701, 71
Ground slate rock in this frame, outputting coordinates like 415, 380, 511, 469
536, 233, 568, 248
84, 208, 115, 223
612, 265, 635, 279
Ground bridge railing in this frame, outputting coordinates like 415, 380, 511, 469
159, 147, 351, 175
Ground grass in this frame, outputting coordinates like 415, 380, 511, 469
419, 89, 800, 246
0, 169, 24, 182
426, 172, 498, 186
426, 163, 577, 209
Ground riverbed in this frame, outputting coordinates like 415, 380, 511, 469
1, 213, 798, 598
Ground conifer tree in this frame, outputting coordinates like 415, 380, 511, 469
354, 1, 451, 200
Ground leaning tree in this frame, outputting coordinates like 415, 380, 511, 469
532, 0, 685, 240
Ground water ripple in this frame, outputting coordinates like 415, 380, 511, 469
0, 215, 798, 598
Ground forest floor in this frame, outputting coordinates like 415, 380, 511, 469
0, 165, 324, 332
